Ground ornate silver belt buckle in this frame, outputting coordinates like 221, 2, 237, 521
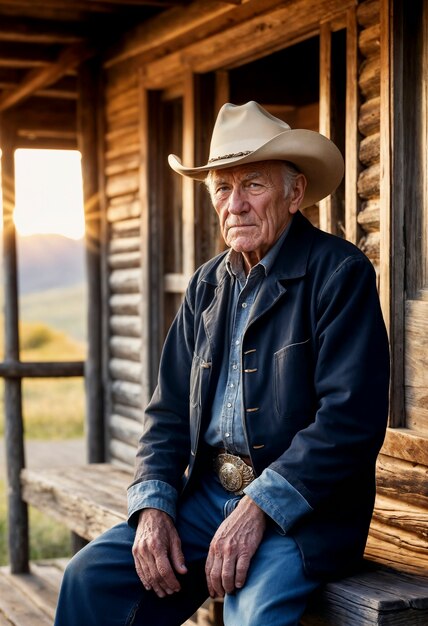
214, 452, 255, 495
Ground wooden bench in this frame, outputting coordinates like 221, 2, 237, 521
21, 464, 428, 626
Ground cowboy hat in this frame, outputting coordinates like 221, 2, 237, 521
168, 101, 344, 208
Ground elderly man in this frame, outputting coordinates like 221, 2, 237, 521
55, 102, 390, 626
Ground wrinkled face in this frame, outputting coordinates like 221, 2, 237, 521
208, 161, 306, 271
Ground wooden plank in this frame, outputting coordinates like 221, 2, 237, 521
164, 272, 190, 294
357, 199, 379, 232
0, 563, 60, 621
109, 235, 141, 253
359, 55, 381, 99
0, 571, 52, 626
108, 250, 141, 269
110, 413, 142, 446
182, 71, 196, 278
345, 6, 359, 245
373, 493, 427, 542
112, 403, 143, 422
109, 438, 137, 467
376, 453, 428, 508
21, 465, 131, 541
406, 388, 428, 434
357, 0, 380, 28
381, 428, 428, 465
106, 0, 286, 68
318, 22, 332, 234
358, 96, 380, 136
359, 22, 381, 57
359, 131, 380, 166
111, 218, 140, 238
366, 522, 428, 576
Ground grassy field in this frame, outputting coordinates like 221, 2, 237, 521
0, 286, 87, 565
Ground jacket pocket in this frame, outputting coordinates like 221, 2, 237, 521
190, 354, 211, 408
274, 339, 313, 418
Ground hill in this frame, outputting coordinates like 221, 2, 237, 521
0, 233, 85, 295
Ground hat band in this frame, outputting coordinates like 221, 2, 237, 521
208, 150, 252, 163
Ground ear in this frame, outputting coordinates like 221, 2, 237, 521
288, 174, 307, 214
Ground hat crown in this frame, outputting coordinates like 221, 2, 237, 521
209, 101, 291, 161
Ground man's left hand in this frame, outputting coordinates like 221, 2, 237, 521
205, 495, 266, 597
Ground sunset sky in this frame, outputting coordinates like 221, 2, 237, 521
1, 149, 85, 240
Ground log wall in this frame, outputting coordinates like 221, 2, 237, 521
104, 66, 143, 467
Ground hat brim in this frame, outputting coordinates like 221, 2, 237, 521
168, 129, 344, 209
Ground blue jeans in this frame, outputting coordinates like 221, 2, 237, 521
54, 473, 320, 626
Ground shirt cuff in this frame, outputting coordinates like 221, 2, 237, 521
244, 467, 312, 534
127, 479, 178, 526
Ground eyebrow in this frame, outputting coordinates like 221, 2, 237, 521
213, 170, 264, 186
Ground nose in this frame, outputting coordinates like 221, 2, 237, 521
227, 185, 248, 214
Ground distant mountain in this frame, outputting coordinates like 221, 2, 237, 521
0, 233, 86, 295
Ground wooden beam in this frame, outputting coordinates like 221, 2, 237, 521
0, 16, 86, 45
0, 40, 100, 112
0, 41, 58, 68
105, 0, 286, 68
0, 116, 29, 574
182, 70, 196, 279
0, 361, 84, 378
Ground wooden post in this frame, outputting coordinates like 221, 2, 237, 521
77, 60, 105, 463
319, 22, 333, 234
345, 7, 360, 245
182, 71, 196, 279
0, 116, 29, 573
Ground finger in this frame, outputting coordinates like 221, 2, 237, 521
221, 555, 237, 595
134, 555, 152, 590
234, 553, 250, 590
208, 555, 225, 598
154, 553, 182, 593
205, 552, 215, 598
170, 536, 188, 576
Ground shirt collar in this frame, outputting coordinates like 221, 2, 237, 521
225, 217, 293, 281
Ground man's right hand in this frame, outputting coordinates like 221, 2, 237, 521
132, 508, 188, 598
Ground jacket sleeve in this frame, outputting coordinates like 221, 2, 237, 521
252, 254, 390, 528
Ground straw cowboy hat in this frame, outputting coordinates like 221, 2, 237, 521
168, 101, 344, 208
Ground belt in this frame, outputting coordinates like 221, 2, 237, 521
213, 450, 255, 496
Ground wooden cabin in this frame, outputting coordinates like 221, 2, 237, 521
0, 0, 427, 624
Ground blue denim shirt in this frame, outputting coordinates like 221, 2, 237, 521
128, 220, 312, 531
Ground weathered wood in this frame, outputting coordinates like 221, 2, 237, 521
0, 117, 29, 575
109, 268, 141, 294
357, 161, 380, 199
111, 379, 142, 408
406, 388, 428, 435
164, 272, 190, 294
345, 7, 360, 245
0, 360, 84, 378
106, 169, 139, 199
366, 521, 428, 576
109, 233, 140, 253
108, 250, 141, 269
142, 0, 355, 89
0, 572, 52, 626
318, 21, 333, 235
78, 59, 104, 465
107, 199, 140, 222
359, 230, 380, 264
109, 293, 141, 316
359, 131, 380, 166
359, 55, 381, 99
357, 199, 380, 232
111, 218, 141, 238
110, 336, 142, 362
381, 428, 428, 466
112, 402, 143, 422
356, 0, 380, 28
110, 413, 142, 446
109, 438, 137, 466
405, 300, 428, 388
110, 314, 141, 338
21, 465, 131, 541
376, 453, 428, 508
358, 96, 380, 136
359, 23, 380, 58
106, 0, 286, 68
109, 358, 142, 384
372, 494, 427, 542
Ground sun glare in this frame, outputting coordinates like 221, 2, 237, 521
13, 149, 85, 240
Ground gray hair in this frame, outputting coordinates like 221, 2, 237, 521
205, 160, 301, 202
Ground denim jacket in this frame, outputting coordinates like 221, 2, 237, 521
129, 211, 390, 578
